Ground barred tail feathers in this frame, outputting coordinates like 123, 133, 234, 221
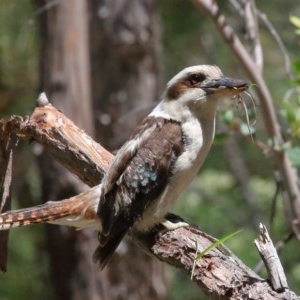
0, 186, 101, 230
0, 200, 75, 230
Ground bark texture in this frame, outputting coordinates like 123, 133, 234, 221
34, 0, 106, 299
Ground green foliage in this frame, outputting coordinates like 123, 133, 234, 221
286, 147, 300, 167
0, 1, 38, 116
0, 226, 54, 300
290, 16, 300, 36
279, 15, 300, 170
0, 2, 49, 300
282, 99, 300, 138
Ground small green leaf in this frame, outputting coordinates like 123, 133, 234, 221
195, 229, 243, 261
220, 109, 234, 124
248, 83, 258, 89
292, 60, 300, 74
282, 102, 296, 123
290, 15, 300, 28
191, 229, 243, 279
240, 123, 255, 136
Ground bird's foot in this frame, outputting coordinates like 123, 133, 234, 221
160, 213, 189, 232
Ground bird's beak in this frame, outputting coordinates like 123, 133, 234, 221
201, 76, 249, 97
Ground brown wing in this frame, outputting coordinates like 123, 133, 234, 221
95, 116, 184, 268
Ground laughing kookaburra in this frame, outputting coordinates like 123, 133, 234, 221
0, 65, 248, 269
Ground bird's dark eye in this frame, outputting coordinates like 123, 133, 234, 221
188, 73, 206, 86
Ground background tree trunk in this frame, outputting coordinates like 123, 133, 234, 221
34, 0, 167, 299
35, 0, 108, 299
89, 0, 162, 149
88, 1, 167, 299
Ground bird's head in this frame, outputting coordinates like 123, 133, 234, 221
162, 65, 248, 120
166, 65, 248, 101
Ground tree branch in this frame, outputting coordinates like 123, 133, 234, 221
0, 128, 16, 271
0, 97, 298, 298
254, 224, 288, 292
4, 93, 113, 186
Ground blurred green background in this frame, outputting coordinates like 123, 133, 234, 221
1, 1, 300, 299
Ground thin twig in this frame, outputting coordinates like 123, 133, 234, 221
244, 0, 263, 72
256, 9, 292, 76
